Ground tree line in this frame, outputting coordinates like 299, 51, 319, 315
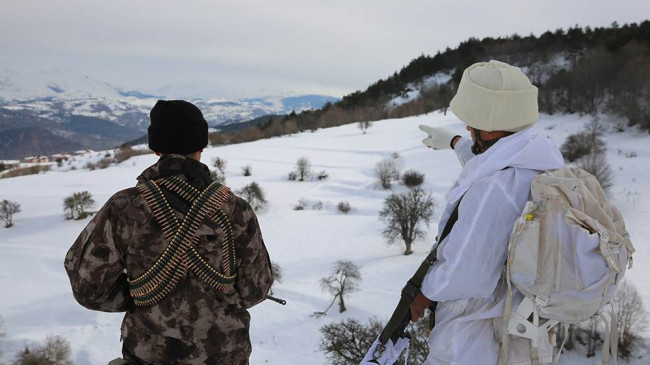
209, 21, 650, 148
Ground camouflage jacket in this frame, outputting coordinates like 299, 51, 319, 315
64, 154, 274, 365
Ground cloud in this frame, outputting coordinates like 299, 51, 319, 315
1, 0, 649, 98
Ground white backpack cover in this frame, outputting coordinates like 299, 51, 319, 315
498, 167, 634, 365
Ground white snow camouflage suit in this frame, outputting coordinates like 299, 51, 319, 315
421, 127, 564, 365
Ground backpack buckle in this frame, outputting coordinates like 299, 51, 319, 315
535, 295, 549, 306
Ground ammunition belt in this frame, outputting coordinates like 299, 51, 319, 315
129, 176, 236, 306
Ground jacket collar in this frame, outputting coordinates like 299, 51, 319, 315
445, 127, 564, 204
137, 154, 213, 190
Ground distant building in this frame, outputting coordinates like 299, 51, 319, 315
74, 149, 95, 156
0, 160, 21, 171
24, 156, 49, 163
51, 153, 71, 162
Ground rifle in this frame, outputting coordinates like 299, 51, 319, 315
266, 294, 286, 305
375, 251, 437, 355
372, 199, 461, 360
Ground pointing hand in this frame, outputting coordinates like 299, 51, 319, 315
418, 125, 459, 150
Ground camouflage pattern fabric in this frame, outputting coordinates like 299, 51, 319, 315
64, 154, 274, 365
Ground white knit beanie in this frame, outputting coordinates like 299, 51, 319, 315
449, 60, 538, 132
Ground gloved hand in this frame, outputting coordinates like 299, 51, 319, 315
418, 125, 459, 150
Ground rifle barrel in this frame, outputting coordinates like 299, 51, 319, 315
266, 295, 286, 305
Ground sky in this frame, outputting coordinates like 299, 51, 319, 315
1, 0, 649, 99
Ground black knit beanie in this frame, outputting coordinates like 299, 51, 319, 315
148, 100, 209, 154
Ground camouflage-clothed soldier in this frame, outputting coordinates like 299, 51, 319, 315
64, 100, 273, 365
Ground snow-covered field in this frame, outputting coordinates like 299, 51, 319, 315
0, 111, 648, 364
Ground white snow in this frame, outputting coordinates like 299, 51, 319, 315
386, 72, 453, 110
0, 111, 648, 364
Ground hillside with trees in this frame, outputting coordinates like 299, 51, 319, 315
211, 21, 650, 146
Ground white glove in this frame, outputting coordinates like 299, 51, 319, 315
361, 336, 411, 365
418, 125, 458, 150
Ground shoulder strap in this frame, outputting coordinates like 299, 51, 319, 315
378, 198, 462, 345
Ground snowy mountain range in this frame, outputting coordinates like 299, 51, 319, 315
0, 69, 338, 159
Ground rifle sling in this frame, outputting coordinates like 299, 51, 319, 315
379, 198, 462, 344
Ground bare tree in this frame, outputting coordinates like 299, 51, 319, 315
295, 157, 312, 182
212, 157, 227, 174
319, 318, 383, 365
210, 170, 226, 185
358, 120, 372, 134
319, 317, 429, 365
0, 199, 21, 228
236, 182, 267, 211
317, 260, 361, 315
613, 280, 649, 358
379, 188, 435, 255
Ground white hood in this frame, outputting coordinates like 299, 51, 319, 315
445, 127, 564, 204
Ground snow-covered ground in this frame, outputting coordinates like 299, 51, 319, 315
0, 111, 648, 364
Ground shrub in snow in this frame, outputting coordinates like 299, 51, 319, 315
288, 171, 297, 181
0, 199, 21, 228
316, 260, 361, 315
295, 157, 312, 181
313, 201, 323, 210
401, 169, 425, 188
14, 334, 73, 365
212, 157, 227, 174
114, 145, 151, 163
319, 317, 429, 365
577, 150, 613, 195
64, 191, 95, 220
210, 170, 226, 185
294, 199, 306, 210
560, 117, 608, 163
560, 131, 605, 162
96, 158, 113, 169
317, 171, 329, 181
379, 188, 435, 255
241, 165, 252, 176
236, 182, 266, 211
85, 162, 96, 171
375, 158, 401, 189
337, 201, 351, 214
270, 261, 283, 295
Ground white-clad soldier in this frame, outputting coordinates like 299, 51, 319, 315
413, 60, 564, 364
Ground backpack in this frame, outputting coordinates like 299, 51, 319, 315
497, 167, 635, 365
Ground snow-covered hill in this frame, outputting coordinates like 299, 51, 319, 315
0, 112, 648, 364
